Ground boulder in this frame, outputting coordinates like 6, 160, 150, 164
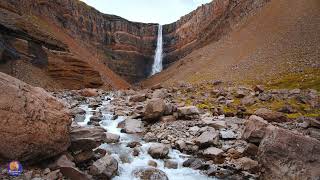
308, 128, 320, 140
73, 150, 94, 164
89, 155, 118, 179
177, 106, 200, 119
175, 140, 187, 151
202, 147, 224, 161
258, 126, 320, 179
182, 158, 204, 170
207, 166, 233, 179
235, 90, 247, 98
148, 143, 169, 159
160, 115, 176, 122
202, 119, 227, 129
74, 114, 86, 123
230, 157, 258, 171
164, 160, 178, 169
132, 147, 140, 157
151, 84, 163, 90
53, 155, 89, 180
164, 103, 175, 115
152, 89, 168, 99
241, 115, 268, 145
121, 119, 144, 134
129, 93, 146, 102
254, 108, 287, 122
148, 160, 158, 167
105, 132, 120, 143
127, 141, 142, 148
70, 126, 107, 152
79, 88, 99, 97
0, 73, 71, 162
133, 168, 168, 180
302, 117, 320, 129
44, 169, 61, 180
143, 98, 166, 121
220, 130, 237, 139
240, 95, 256, 106
243, 143, 259, 157
195, 129, 219, 148
253, 85, 264, 93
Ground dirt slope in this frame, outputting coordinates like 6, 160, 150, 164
142, 0, 320, 89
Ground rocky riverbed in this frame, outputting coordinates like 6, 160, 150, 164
0, 76, 319, 179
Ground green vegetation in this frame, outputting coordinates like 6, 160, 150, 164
266, 68, 320, 91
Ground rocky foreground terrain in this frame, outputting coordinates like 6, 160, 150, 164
0, 72, 319, 180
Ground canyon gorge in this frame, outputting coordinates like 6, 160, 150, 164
0, 0, 319, 180
0, 0, 274, 89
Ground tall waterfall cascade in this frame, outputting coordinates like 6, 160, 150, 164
151, 25, 163, 75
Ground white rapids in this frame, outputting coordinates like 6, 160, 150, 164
78, 95, 216, 180
151, 25, 164, 75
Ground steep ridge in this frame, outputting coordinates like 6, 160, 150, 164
143, 0, 320, 88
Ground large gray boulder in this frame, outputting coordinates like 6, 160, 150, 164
70, 126, 107, 152
0, 73, 71, 162
53, 155, 90, 180
119, 118, 144, 134
133, 167, 168, 180
254, 108, 287, 122
143, 98, 166, 121
195, 129, 219, 148
177, 106, 200, 119
89, 155, 118, 179
148, 143, 169, 159
258, 126, 320, 179
241, 115, 269, 145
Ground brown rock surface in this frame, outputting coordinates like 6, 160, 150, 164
143, 98, 166, 121
254, 108, 287, 122
0, 72, 71, 162
258, 126, 320, 179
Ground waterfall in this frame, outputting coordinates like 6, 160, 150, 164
151, 25, 163, 75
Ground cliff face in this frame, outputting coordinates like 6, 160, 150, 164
0, 0, 158, 89
0, 0, 271, 89
19, 0, 158, 82
162, 0, 270, 67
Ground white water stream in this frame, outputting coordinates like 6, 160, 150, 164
151, 25, 164, 75
78, 96, 216, 180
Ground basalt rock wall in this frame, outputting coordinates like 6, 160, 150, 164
162, 0, 270, 67
0, 0, 270, 87
0, 0, 158, 85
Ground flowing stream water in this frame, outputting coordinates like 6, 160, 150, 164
151, 25, 163, 75
79, 95, 216, 180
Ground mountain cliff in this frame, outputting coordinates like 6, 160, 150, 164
162, 0, 270, 67
143, 0, 320, 90
0, 0, 159, 89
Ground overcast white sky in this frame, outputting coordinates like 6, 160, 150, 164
80, 0, 212, 24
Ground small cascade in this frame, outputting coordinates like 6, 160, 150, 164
77, 95, 216, 180
151, 25, 163, 75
